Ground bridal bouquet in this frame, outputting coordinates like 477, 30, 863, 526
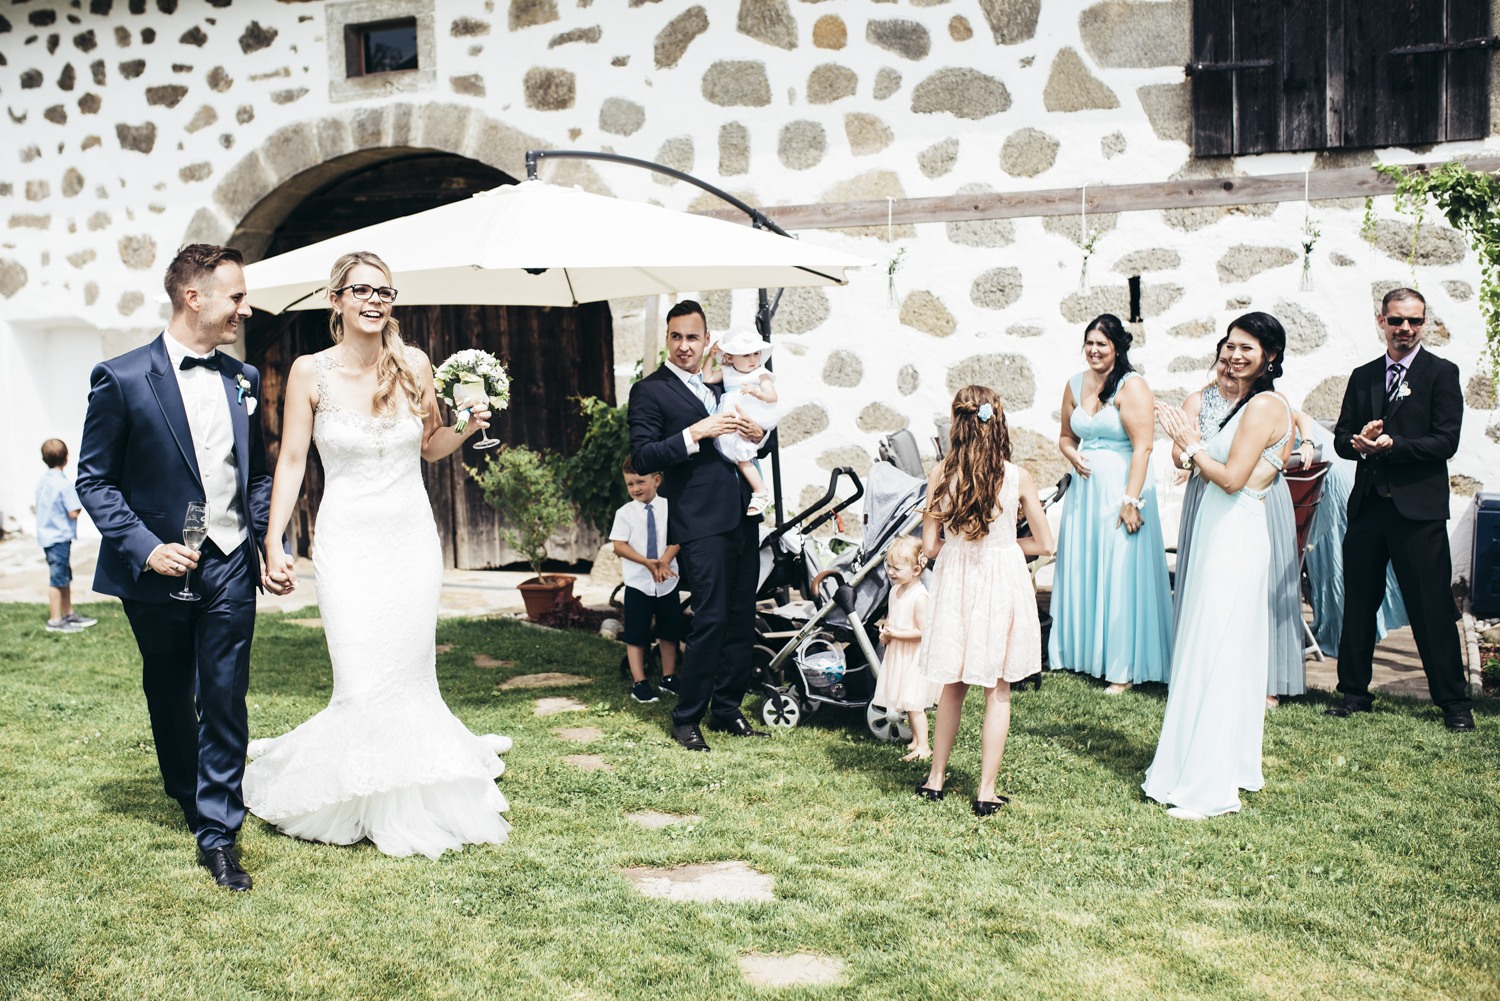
434, 349, 511, 433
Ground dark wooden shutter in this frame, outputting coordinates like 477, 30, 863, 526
1192, 0, 1492, 156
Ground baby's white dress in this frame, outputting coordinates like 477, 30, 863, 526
715, 365, 780, 464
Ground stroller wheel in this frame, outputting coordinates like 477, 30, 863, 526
617, 648, 659, 680
761, 689, 802, 729
866, 703, 912, 743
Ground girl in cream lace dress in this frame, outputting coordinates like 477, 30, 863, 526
872, 536, 940, 762
914, 386, 1055, 816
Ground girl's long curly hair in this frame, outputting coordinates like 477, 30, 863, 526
927, 385, 1012, 541
327, 251, 426, 418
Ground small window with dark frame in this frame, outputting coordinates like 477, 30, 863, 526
346, 18, 418, 77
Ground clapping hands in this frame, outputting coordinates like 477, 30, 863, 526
1155, 401, 1200, 452
1352, 419, 1392, 456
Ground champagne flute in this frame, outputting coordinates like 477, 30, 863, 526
459, 375, 500, 450
172, 501, 208, 602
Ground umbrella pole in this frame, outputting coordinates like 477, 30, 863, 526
527, 149, 798, 529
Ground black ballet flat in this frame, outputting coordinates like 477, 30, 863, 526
972, 796, 1011, 816
915, 781, 945, 801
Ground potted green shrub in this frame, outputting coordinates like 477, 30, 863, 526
468, 445, 576, 620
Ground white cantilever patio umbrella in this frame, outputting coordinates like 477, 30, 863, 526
239, 178, 873, 313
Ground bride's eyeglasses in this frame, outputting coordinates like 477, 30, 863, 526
333, 284, 400, 304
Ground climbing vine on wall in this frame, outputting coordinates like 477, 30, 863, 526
1378, 162, 1500, 377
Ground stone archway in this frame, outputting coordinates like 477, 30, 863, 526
210, 105, 616, 569
179, 102, 614, 262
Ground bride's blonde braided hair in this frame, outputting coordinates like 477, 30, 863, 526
327, 251, 426, 418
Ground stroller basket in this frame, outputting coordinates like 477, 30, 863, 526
795, 632, 866, 703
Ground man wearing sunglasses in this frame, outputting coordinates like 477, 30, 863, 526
1328, 287, 1472, 732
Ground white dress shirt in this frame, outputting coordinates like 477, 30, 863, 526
662, 359, 714, 456
609, 496, 679, 596
162, 331, 247, 554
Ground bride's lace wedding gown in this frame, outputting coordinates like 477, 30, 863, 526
244, 352, 512, 859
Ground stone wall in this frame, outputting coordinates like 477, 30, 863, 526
2, 0, 1498, 537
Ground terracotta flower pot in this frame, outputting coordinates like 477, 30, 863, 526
517, 574, 576, 621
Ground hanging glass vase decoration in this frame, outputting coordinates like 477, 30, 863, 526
886, 245, 906, 310
1299, 253, 1314, 292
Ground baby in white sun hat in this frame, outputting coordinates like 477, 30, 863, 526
703, 326, 780, 516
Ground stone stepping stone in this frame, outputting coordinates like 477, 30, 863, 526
498, 672, 590, 689
621, 861, 774, 903
564, 753, 614, 772
626, 811, 700, 830
552, 726, 604, 743
534, 696, 589, 717
472, 655, 516, 669
286, 618, 323, 628
739, 953, 845, 988
435, 644, 454, 654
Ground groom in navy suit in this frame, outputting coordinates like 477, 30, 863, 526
77, 244, 290, 891
629, 300, 771, 750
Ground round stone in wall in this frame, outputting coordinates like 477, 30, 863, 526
1301, 375, 1349, 421
899, 290, 955, 337
947, 182, 1013, 248
970, 267, 1022, 310
1009, 426, 1071, 490
1451, 474, 1483, 497
812, 14, 846, 50
778, 119, 826, 170
61, 168, 85, 197
779, 403, 830, 446
1101, 131, 1127, 158
1216, 245, 1298, 284
816, 445, 872, 476
945, 353, 1036, 409
807, 63, 857, 105
652, 135, 694, 184
999, 127, 1059, 178
0, 259, 28, 298
897, 363, 919, 396
117, 290, 144, 316
1466, 373, 1496, 410
821, 349, 863, 387
1373, 219, 1466, 267
866, 18, 930, 61
118, 234, 156, 270
874, 66, 902, 100
917, 137, 957, 178
1043, 47, 1120, 112
911, 68, 1010, 119
1112, 248, 1180, 275
845, 113, 892, 156
1443, 280, 1474, 301
655, 5, 709, 70
857, 402, 908, 433
1270, 299, 1327, 354
524, 67, 576, 110
771, 286, 830, 334
598, 97, 645, 136
1006, 324, 1043, 338
702, 60, 772, 107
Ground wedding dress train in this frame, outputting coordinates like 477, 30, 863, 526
244, 352, 511, 859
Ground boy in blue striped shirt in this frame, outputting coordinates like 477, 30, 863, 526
35, 439, 96, 633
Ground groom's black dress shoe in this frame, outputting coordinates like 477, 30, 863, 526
707, 714, 770, 738
198, 847, 252, 892
1324, 698, 1373, 718
1444, 708, 1476, 732
671, 724, 711, 752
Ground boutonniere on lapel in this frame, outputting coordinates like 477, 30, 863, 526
235, 374, 258, 416
1397, 383, 1412, 399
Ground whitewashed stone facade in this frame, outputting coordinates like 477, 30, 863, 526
2, 0, 1497, 544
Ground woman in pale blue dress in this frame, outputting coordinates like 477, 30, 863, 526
1146, 312, 1294, 819
1048, 314, 1173, 691
1302, 421, 1410, 654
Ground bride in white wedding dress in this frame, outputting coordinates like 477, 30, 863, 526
245, 251, 512, 859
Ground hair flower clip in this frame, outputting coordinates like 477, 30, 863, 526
977, 403, 994, 422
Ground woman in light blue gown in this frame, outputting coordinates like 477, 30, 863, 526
1146, 312, 1293, 819
1048, 314, 1173, 691
1302, 421, 1410, 654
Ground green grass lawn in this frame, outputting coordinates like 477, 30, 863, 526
1, 602, 1497, 1001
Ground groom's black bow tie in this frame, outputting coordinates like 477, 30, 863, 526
179, 352, 222, 372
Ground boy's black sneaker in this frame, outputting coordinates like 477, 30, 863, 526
658, 674, 679, 697
631, 680, 659, 704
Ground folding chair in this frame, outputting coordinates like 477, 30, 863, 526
1284, 461, 1332, 661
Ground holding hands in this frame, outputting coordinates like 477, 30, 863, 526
262, 546, 298, 596
645, 557, 677, 585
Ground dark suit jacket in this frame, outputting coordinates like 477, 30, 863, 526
628, 365, 765, 545
76, 334, 275, 602
1332, 346, 1462, 522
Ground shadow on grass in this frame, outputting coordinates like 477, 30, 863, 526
95, 774, 190, 833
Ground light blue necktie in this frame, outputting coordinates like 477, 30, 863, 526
644, 503, 658, 560
687, 373, 714, 415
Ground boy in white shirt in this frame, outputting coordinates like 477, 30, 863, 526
609, 457, 682, 704
34, 439, 97, 633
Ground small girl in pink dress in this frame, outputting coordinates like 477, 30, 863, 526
916, 385, 1055, 816
874, 536, 941, 762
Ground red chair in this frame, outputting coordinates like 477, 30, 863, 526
1284, 461, 1332, 660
